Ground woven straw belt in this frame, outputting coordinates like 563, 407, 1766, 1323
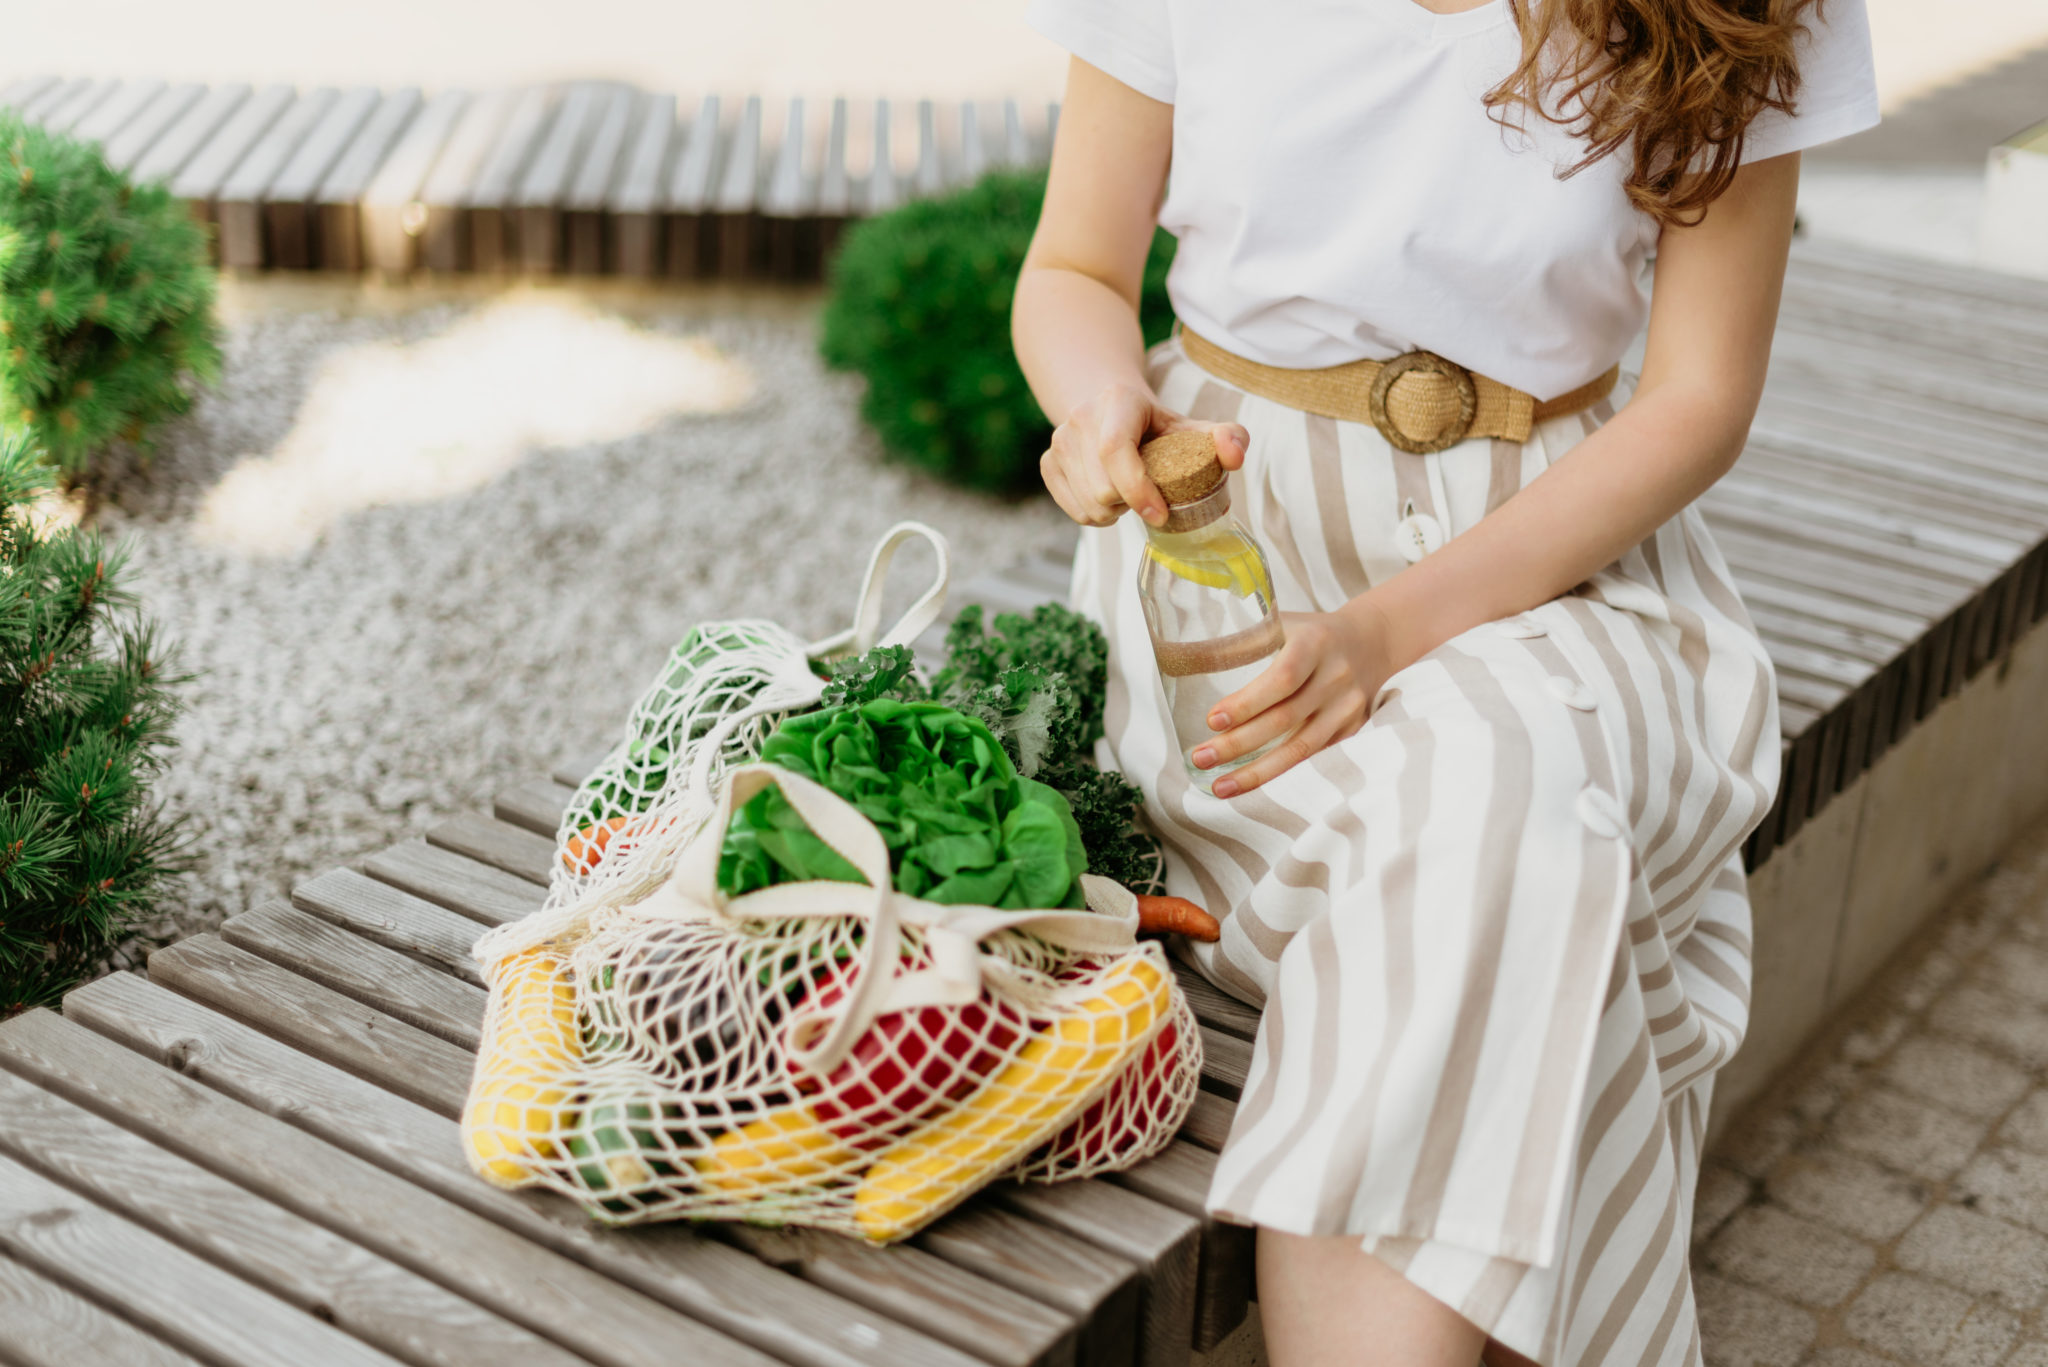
1180, 327, 1620, 455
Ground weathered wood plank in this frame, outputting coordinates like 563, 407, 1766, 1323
314, 87, 423, 271
217, 88, 337, 268
468, 85, 559, 273
3, 1001, 783, 1367
664, 94, 723, 278
494, 777, 569, 838
362, 838, 540, 926
417, 89, 513, 272
565, 86, 637, 274
426, 811, 555, 885
864, 99, 901, 216
129, 82, 248, 188
916, 1205, 1142, 1367
713, 95, 765, 277
0, 1148, 400, 1366
53, 978, 998, 1367
0, 1066, 587, 1367
0, 1250, 206, 1367
553, 747, 611, 787
68, 78, 165, 147
516, 83, 604, 274
913, 100, 945, 199
361, 88, 469, 273
762, 96, 817, 278
0, 76, 60, 114
149, 934, 471, 1116
815, 96, 854, 264
293, 866, 488, 985
265, 85, 379, 269
40, 77, 119, 134
1195, 1027, 1252, 1102
221, 902, 486, 1048
609, 92, 675, 277
1170, 965, 1258, 1042
102, 82, 203, 173
19, 77, 95, 126
727, 1226, 1076, 1367
170, 82, 292, 207
1105, 1143, 1251, 1354
1178, 1092, 1235, 1155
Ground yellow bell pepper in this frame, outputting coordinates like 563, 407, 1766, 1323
464, 947, 580, 1187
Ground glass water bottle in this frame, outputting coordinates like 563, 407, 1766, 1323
1134, 431, 1288, 793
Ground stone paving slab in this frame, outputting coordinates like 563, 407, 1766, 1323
1695, 807, 2048, 1365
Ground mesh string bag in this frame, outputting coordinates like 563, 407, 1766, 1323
463, 763, 1203, 1241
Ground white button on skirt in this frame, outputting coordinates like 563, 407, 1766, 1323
1071, 335, 1781, 1367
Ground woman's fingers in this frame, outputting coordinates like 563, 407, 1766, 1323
1192, 695, 1299, 769
1100, 433, 1167, 526
1159, 414, 1253, 471
1209, 632, 1313, 731
1211, 709, 1342, 798
1040, 454, 1101, 527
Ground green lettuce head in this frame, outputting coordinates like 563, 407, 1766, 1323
716, 698, 1088, 910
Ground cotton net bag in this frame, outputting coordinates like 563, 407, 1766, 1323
462, 523, 1203, 1241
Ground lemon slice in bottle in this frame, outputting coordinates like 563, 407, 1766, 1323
1144, 545, 1233, 589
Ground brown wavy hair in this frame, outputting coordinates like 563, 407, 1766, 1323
1485, 0, 1822, 225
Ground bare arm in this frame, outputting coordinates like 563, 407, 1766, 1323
1014, 57, 1249, 528
1205, 153, 1802, 795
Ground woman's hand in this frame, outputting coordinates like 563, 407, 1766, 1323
1194, 598, 1400, 797
1040, 383, 1252, 528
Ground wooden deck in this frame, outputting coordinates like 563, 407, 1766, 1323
0, 76, 1054, 279
2, 243, 2048, 1362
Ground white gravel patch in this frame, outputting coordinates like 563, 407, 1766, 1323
95, 285, 1074, 962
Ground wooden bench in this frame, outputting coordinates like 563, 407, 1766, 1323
2, 243, 2047, 1364
0, 77, 1054, 280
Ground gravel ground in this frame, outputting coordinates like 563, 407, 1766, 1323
93, 282, 1075, 963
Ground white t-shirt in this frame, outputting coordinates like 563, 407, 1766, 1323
1024, 0, 1880, 398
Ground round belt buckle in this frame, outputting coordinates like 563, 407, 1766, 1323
1368, 351, 1478, 455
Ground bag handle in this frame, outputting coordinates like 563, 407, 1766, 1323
806, 521, 951, 659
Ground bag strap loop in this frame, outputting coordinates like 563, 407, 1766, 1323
805, 521, 951, 659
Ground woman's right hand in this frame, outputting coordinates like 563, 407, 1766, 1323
1040, 382, 1252, 528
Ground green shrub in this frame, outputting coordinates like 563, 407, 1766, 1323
0, 112, 221, 482
820, 167, 1178, 492
0, 429, 185, 1016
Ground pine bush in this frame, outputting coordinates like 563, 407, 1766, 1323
0, 111, 221, 482
0, 428, 184, 1016
819, 167, 1178, 492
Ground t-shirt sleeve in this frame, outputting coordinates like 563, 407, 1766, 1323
1025, 0, 1176, 104
1741, 0, 1881, 162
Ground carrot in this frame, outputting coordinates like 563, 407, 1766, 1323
562, 815, 633, 875
1135, 894, 1221, 942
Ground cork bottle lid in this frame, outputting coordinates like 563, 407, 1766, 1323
1139, 430, 1226, 505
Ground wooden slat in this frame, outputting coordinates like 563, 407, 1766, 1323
1170, 964, 1258, 1042
102, 82, 203, 173
169, 82, 292, 205
958, 101, 990, 185
60, 973, 1001, 1367
816, 96, 853, 220
1106, 1143, 1253, 1353
494, 777, 569, 837
418, 89, 514, 272
129, 82, 248, 188
0, 1149, 401, 1367
2, 1001, 782, 1367
361, 88, 469, 273
222, 902, 486, 1048
762, 96, 816, 278
68, 77, 165, 146
0, 1251, 206, 1367
1195, 1027, 1252, 1102
0, 76, 61, 114
864, 99, 901, 216
18, 76, 93, 125
516, 83, 605, 274
314, 87, 423, 271
565, 86, 638, 274
713, 95, 764, 277
913, 100, 945, 199
293, 866, 488, 985
362, 838, 540, 925
1177, 1092, 1234, 1155
217, 88, 337, 268
426, 812, 554, 885
608, 92, 675, 277
265, 85, 379, 269
554, 747, 612, 787
917, 1205, 1141, 1367
0, 1066, 586, 1367
1001, 101, 1031, 166
662, 94, 723, 277
467, 84, 558, 273
39, 77, 118, 134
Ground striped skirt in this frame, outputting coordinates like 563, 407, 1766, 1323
1072, 334, 1779, 1366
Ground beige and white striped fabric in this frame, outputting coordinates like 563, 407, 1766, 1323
1071, 334, 1779, 1365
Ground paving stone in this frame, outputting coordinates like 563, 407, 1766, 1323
1768, 1147, 1932, 1243
1704, 1206, 1878, 1309
1715, 1102, 1806, 1180
1978, 942, 2048, 1010
1694, 1272, 1816, 1367
1892, 1205, 2048, 1310
1952, 1146, 2048, 1236
2004, 1343, 2048, 1367
1928, 983, 2048, 1069
1801, 1350, 1895, 1367
1783, 1057, 1862, 1129
1694, 1162, 1756, 1246
1879, 1034, 2033, 1118
1842, 1270, 2021, 1365
1838, 1005, 1915, 1066
1892, 946, 1965, 1015
1830, 1086, 1991, 1182
2002, 1089, 2048, 1156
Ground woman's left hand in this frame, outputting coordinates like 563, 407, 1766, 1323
1193, 599, 1399, 797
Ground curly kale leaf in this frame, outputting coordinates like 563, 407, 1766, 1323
1040, 759, 1165, 895
931, 603, 1109, 756
821, 644, 928, 708
943, 665, 1084, 780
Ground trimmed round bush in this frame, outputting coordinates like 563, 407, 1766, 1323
820, 167, 1178, 493
0, 111, 221, 482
